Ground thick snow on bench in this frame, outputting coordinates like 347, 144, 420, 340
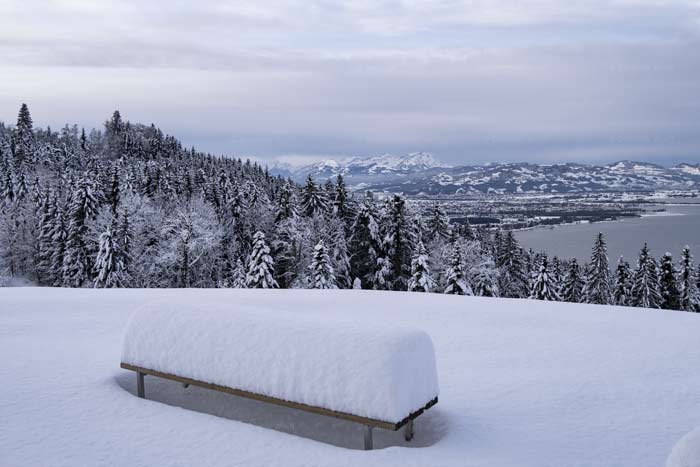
121, 303, 439, 423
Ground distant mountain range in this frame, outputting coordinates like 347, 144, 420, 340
269, 153, 700, 195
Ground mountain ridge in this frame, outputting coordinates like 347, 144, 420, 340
269, 154, 700, 195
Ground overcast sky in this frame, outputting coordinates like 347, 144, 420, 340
1, 0, 699, 166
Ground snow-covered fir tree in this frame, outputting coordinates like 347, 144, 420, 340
407, 241, 435, 292
631, 243, 661, 309
443, 243, 472, 295
301, 175, 328, 217
246, 231, 278, 288
612, 256, 632, 306
62, 177, 100, 287
496, 231, 530, 298
678, 246, 699, 312
307, 240, 337, 289
425, 203, 451, 242
560, 258, 585, 303
382, 195, 415, 291
530, 256, 560, 301
658, 252, 680, 310
94, 220, 126, 288
349, 192, 382, 289
585, 233, 612, 305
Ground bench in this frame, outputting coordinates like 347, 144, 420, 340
120, 302, 439, 450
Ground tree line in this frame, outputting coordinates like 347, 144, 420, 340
1, 104, 698, 312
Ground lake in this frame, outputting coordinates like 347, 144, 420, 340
514, 203, 700, 264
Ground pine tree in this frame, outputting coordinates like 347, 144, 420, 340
94, 220, 126, 288
425, 203, 451, 242
106, 165, 121, 215
497, 231, 529, 298
631, 243, 661, 308
2, 170, 14, 205
678, 246, 699, 312
246, 231, 278, 288
36, 192, 55, 283
332, 174, 353, 224
47, 201, 68, 286
274, 181, 298, 222
307, 240, 337, 289
383, 195, 414, 291
407, 241, 434, 292
530, 256, 560, 301
659, 252, 680, 310
301, 175, 327, 217
560, 258, 585, 303
14, 103, 34, 166
585, 233, 612, 304
612, 256, 632, 306
471, 257, 499, 297
230, 259, 247, 288
348, 193, 382, 288
443, 244, 472, 295
62, 178, 99, 287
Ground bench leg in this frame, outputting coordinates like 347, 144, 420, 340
137, 371, 145, 398
404, 419, 414, 441
363, 425, 373, 450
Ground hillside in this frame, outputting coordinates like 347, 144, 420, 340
3, 288, 700, 467
273, 154, 700, 194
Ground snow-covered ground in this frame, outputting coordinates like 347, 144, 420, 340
2, 288, 700, 467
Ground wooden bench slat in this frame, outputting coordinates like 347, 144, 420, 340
121, 362, 437, 431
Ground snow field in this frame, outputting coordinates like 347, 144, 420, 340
2, 288, 700, 467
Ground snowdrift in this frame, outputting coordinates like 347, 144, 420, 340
121, 303, 440, 423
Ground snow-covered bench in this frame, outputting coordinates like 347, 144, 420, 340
120, 304, 439, 450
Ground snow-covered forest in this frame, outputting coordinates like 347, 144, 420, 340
0, 104, 698, 312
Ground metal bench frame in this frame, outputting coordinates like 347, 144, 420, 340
121, 362, 437, 450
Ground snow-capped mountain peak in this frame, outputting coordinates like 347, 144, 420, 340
269, 156, 700, 195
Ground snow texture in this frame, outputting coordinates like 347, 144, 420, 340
666, 425, 700, 467
122, 303, 439, 423
3, 288, 700, 467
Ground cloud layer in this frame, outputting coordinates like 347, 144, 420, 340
1, 0, 699, 164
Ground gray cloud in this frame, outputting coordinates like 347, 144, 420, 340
0, 0, 699, 165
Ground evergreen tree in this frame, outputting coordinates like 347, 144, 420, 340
530, 256, 560, 301
274, 181, 298, 222
425, 203, 451, 242
332, 174, 352, 223
612, 256, 632, 306
230, 259, 247, 288
94, 220, 126, 288
659, 252, 680, 310
106, 165, 121, 215
246, 231, 278, 288
307, 240, 337, 289
36, 192, 55, 283
678, 246, 699, 312
2, 170, 14, 205
301, 175, 327, 217
62, 178, 99, 287
14, 103, 34, 166
631, 243, 661, 308
585, 233, 612, 304
497, 231, 529, 298
471, 257, 499, 297
348, 193, 382, 288
49, 201, 69, 286
407, 241, 434, 292
443, 244, 472, 295
383, 195, 414, 291
560, 258, 585, 303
